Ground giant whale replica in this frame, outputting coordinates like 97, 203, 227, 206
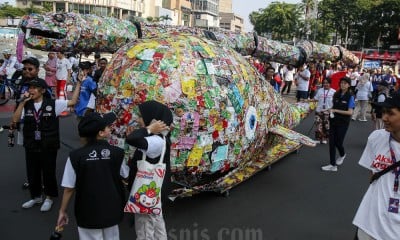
18, 13, 359, 198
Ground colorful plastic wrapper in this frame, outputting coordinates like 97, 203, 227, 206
19, 13, 359, 66
296, 40, 342, 62
96, 33, 316, 198
19, 12, 138, 53
18, 12, 359, 197
254, 36, 304, 67
336, 45, 360, 65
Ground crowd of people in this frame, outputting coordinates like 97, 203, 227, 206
251, 58, 400, 240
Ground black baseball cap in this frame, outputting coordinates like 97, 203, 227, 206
22, 57, 40, 68
78, 112, 117, 137
79, 61, 92, 70
373, 93, 400, 109
340, 77, 351, 85
27, 78, 48, 89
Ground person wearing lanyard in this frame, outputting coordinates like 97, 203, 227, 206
313, 78, 336, 144
321, 77, 355, 171
11, 78, 81, 212
353, 93, 400, 240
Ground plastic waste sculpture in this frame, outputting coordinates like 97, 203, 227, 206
19, 13, 359, 198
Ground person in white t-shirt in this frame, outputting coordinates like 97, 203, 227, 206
295, 64, 311, 102
353, 93, 400, 240
55, 51, 72, 100
313, 78, 336, 144
281, 65, 295, 95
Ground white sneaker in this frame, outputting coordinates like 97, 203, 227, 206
336, 154, 346, 165
22, 197, 42, 208
321, 164, 338, 172
0, 127, 3, 132
40, 199, 53, 212
321, 140, 328, 144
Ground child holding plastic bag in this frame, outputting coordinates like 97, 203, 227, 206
125, 100, 173, 240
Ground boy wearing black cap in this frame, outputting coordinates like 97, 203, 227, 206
57, 112, 128, 239
353, 93, 400, 239
11, 76, 81, 212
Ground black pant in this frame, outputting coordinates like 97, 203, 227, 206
329, 124, 349, 166
281, 81, 292, 94
25, 149, 58, 198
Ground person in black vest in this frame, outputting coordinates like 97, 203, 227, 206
125, 100, 172, 240
12, 78, 81, 211
57, 112, 128, 239
321, 77, 355, 172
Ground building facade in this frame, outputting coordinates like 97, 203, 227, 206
14, 0, 243, 31
218, 0, 243, 32
16, 0, 146, 19
160, 0, 192, 26
218, 0, 231, 13
191, 0, 219, 29
15, 0, 193, 26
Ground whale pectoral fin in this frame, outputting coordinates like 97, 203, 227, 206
269, 125, 316, 147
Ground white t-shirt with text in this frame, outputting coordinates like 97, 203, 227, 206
353, 130, 400, 240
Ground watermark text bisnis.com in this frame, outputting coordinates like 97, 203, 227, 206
167, 223, 263, 240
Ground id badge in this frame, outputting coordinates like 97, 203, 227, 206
34, 130, 41, 140
388, 198, 399, 213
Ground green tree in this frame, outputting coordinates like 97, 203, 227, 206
0, 3, 26, 18
250, 2, 301, 41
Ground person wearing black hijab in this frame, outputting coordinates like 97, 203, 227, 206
125, 100, 172, 240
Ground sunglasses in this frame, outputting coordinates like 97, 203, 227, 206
23, 67, 35, 71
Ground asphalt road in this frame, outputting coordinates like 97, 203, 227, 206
0, 101, 374, 240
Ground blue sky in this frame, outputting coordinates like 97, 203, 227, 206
232, 0, 301, 32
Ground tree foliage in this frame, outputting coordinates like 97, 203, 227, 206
0, 3, 26, 18
249, 0, 400, 50
250, 2, 300, 41
0, 2, 46, 18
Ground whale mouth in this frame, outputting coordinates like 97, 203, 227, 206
20, 26, 66, 39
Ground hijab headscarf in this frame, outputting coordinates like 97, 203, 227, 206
138, 100, 173, 127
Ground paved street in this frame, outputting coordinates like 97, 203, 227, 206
0, 95, 373, 240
